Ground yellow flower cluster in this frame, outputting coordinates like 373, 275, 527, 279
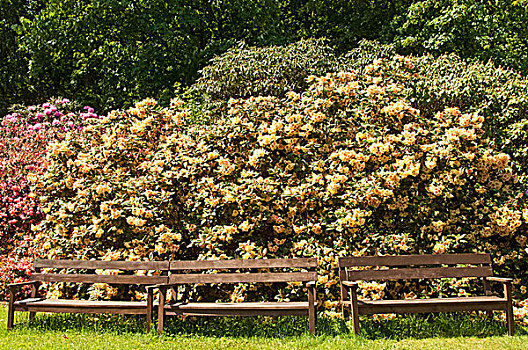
489, 206, 523, 237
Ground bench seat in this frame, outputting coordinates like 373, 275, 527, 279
14, 298, 156, 315
164, 301, 318, 316
342, 296, 506, 314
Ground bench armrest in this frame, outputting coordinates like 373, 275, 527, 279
487, 277, 513, 283
8, 281, 39, 291
342, 281, 358, 288
306, 281, 316, 287
146, 284, 170, 291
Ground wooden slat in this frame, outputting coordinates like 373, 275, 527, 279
21, 306, 147, 315
30, 273, 168, 285
169, 258, 317, 270
34, 259, 170, 270
13, 299, 152, 315
15, 298, 43, 305
164, 302, 316, 317
167, 302, 312, 310
356, 296, 507, 315
358, 296, 505, 305
164, 309, 309, 317
346, 266, 493, 281
169, 272, 317, 284
339, 253, 491, 267
15, 299, 147, 308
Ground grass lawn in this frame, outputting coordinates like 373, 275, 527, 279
1, 304, 527, 349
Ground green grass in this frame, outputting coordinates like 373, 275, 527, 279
1, 305, 527, 349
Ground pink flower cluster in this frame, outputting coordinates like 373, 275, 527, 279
0, 98, 101, 299
0, 256, 34, 299
3, 100, 103, 133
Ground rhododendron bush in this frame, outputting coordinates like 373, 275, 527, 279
31, 57, 528, 323
197, 40, 528, 172
0, 99, 100, 298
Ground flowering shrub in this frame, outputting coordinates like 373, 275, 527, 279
32, 57, 527, 324
343, 41, 528, 171
0, 98, 101, 299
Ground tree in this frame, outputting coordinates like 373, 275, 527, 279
393, 0, 528, 74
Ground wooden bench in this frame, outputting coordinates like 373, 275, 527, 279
339, 253, 514, 335
7, 258, 170, 332
150, 258, 318, 335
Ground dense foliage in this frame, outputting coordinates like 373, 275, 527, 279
194, 38, 339, 103
0, 98, 100, 298
30, 56, 528, 324
0, 0, 415, 115
4, 0, 528, 116
0, 0, 43, 114
393, 0, 528, 74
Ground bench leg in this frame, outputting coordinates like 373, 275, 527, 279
158, 286, 166, 335
146, 288, 153, 333
349, 288, 360, 335
7, 289, 15, 330
29, 283, 37, 321
308, 284, 316, 335
341, 304, 349, 320
505, 283, 515, 336
340, 284, 349, 319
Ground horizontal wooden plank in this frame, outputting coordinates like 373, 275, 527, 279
14, 299, 148, 308
169, 258, 317, 270
19, 306, 147, 315
14, 299, 153, 315
166, 302, 313, 310
164, 309, 309, 317
342, 296, 505, 305
487, 277, 513, 283
30, 273, 168, 285
346, 266, 493, 281
169, 272, 317, 284
15, 298, 43, 305
164, 302, 317, 317
356, 296, 507, 315
339, 253, 491, 268
34, 259, 170, 270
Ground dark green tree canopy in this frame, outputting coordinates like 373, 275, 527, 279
2, 0, 528, 114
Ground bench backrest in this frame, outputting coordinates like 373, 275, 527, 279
339, 253, 492, 281
168, 258, 318, 284
31, 258, 170, 285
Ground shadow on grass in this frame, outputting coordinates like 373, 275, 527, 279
13, 310, 528, 340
